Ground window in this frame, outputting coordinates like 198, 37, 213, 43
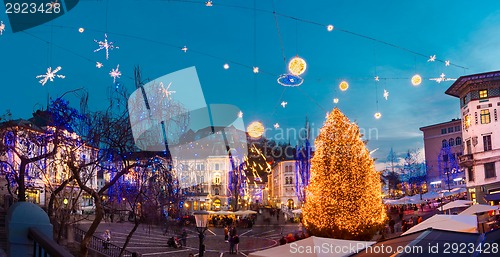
479, 89, 488, 99
285, 166, 289, 172
464, 115, 471, 129
214, 163, 220, 170
483, 135, 492, 151
442, 139, 448, 148
449, 138, 455, 146
285, 177, 289, 184
484, 162, 496, 179
466, 140, 472, 154
456, 137, 462, 145
455, 126, 461, 132
214, 188, 219, 195
288, 177, 293, 184
480, 109, 491, 124
462, 96, 467, 106
448, 127, 454, 133
467, 167, 474, 182
441, 128, 447, 134
214, 175, 221, 185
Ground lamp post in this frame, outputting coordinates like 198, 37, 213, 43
193, 210, 209, 257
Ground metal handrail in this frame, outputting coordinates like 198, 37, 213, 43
28, 227, 74, 257
74, 226, 134, 257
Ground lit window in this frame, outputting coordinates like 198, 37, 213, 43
480, 109, 491, 124
464, 115, 471, 129
479, 89, 488, 99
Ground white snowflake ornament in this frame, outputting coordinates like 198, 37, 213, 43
94, 33, 119, 60
36, 66, 65, 86
109, 64, 121, 83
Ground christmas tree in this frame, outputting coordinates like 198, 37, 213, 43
302, 108, 386, 240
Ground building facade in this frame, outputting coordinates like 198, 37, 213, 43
419, 119, 465, 191
446, 71, 500, 204
268, 160, 300, 210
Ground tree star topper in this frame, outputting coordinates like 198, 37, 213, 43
94, 33, 119, 60
109, 64, 121, 83
36, 66, 65, 86
159, 82, 176, 100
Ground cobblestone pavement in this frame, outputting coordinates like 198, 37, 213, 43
77, 211, 302, 256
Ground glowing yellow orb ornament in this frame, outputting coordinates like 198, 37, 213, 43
374, 112, 382, 119
411, 74, 422, 86
339, 81, 349, 91
288, 56, 307, 76
247, 121, 265, 138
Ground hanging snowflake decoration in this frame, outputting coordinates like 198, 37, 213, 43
428, 55, 436, 62
445, 60, 450, 66
253, 67, 259, 73
94, 33, 119, 60
0, 21, 5, 35
274, 123, 280, 129
281, 101, 288, 108
374, 76, 379, 81
159, 82, 176, 100
181, 46, 188, 53
96, 62, 103, 69
109, 64, 121, 83
383, 89, 389, 100
36, 66, 65, 86
429, 73, 456, 83
277, 74, 303, 87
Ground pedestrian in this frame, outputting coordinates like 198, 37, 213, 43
229, 232, 235, 254
224, 226, 229, 242
417, 215, 423, 224
279, 236, 287, 245
389, 218, 395, 233
181, 229, 187, 247
233, 233, 240, 254
102, 229, 111, 249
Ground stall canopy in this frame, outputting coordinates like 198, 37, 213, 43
440, 199, 473, 211
459, 204, 499, 215
402, 214, 477, 236
248, 236, 375, 257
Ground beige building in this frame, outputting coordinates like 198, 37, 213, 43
419, 119, 465, 191
446, 70, 500, 204
268, 160, 300, 210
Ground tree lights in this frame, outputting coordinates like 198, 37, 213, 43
302, 108, 386, 240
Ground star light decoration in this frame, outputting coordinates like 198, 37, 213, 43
374, 76, 379, 81
36, 66, 65, 86
205, 0, 213, 6
429, 73, 457, 83
333, 98, 339, 104
159, 82, 176, 100
274, 123, 280, 129
281, 101, 288, 108
94, 33, 118, 60
181, 46, 188, 53
383, 89, 389, 100
253, 67, 259, 73
428, 55, 436, 62
109, 64, 121, 83
96, 62, 103, 69
445, 60, 450, 66
223, 63, 230, 70
1, 21, 6, 35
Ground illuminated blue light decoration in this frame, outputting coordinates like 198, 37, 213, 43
277, 74, 304, 87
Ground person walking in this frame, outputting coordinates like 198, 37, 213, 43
229, 232, 235, 254
102, 230, 111, 249
389, 218, 395, 234
181, 229, 187, 247
224, 226, 229, 242
233, 233, 240, 254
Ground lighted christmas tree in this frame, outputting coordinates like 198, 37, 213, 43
302, 108, 387, 240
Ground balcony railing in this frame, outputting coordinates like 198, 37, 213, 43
459, 154, 474, 167
74, 226, 134, 257
28, 227, 74, 257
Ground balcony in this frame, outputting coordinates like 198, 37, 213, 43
459, 154, 474, 167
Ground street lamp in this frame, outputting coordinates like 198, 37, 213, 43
194, 210, 209, 257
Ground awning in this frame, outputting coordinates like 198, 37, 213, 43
484, 193, 500, 201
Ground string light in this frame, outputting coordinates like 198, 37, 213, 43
253, 67, 259, 73
333, 98, 339, 104
339, 81, 349, 91
374, 76, 379, 81
445, 60, 450, 66
411, 74, 422, 86
302, 108, 386, 240
374, 112, 382, 119
327, 24, 334, 32
288, 56, 307, 76
96, 62, 103, 69
428, 55, 436, 62
181, 46, 188, 52
281, 101, 288, 108
223, 63, 230, 69
78, 27, 84, 33
109, 64, 121, 83
247, 121, 264, 138
36, 66, 65, 86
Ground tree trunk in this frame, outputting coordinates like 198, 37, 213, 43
119, 215, 140, 257
80, 194, 104, 257
18, 160, 26, 202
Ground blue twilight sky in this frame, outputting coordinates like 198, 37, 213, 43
1, 0, 500, 168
